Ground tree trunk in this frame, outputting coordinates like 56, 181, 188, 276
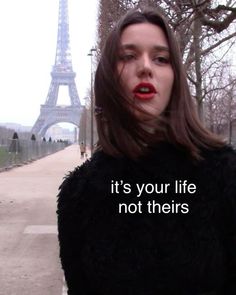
193, 12, 204, 122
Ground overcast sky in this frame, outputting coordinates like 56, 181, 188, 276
0, 0, 98, 127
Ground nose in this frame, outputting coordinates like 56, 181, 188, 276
137, 54, 153, 78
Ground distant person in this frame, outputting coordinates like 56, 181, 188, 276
79, 141, 86, 159
57, 7, 236, 294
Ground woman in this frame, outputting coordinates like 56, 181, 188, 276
57, 7, 236, 295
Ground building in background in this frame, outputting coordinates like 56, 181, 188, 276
45, 124, 77, 143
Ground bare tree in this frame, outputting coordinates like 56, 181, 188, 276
97, 0, 134, 53
204, 61, 236, 140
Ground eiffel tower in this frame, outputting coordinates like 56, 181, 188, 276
31, 0, 82, 138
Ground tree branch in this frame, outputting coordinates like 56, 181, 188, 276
186, 31, 236, 66
201, 9, 236, 32
187, 73, 196, 86
213, 5, 236, 13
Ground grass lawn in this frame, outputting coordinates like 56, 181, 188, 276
0, 147, 9, 167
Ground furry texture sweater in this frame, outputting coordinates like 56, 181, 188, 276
57, 143, 236, 295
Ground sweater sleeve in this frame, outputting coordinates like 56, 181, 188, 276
221, 149, 236, 292
57, 151, 119, 294
57, 162, 94, 295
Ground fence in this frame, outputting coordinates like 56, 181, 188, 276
0, 139, 70, 171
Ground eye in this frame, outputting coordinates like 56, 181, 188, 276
153, 56, 170, 65
119, 53, 136, 62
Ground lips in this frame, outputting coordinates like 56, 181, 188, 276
133, 82, 157, 101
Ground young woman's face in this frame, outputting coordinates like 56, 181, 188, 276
117, 23, 174, 120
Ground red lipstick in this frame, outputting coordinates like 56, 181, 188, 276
133, 82, 157, 101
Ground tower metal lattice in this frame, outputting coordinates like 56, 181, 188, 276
31, 0, 82, 138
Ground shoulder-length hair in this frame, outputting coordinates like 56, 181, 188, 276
94, 7, 224, 160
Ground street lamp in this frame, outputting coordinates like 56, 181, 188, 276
81, 105, 87, 146
87, 47, 97, 156
81, 96, 90, 148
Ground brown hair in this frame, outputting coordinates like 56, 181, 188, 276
94, 7, 224, 160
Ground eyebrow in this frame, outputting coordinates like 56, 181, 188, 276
120, 44, 170, 52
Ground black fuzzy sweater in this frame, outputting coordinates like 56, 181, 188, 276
57, 143, 236, 295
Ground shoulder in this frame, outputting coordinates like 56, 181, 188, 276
203, 144, 236, 160
60, 150, 124, 186
216, 145, 236, 193
201, 145, 236, 178
194, 145, 236, 195
203, 145, 236, 211
211, 146, 236, 243
57, 150, 124, 210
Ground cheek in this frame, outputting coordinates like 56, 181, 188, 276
162, 72, 174, 97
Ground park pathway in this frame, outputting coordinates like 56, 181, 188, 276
0, 144, 84, 295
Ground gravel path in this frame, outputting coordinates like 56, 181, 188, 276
0, 144, 83, 295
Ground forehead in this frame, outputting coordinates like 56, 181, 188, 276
120, 23, 169, 48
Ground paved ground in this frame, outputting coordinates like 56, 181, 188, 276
0, 144, 85, 295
